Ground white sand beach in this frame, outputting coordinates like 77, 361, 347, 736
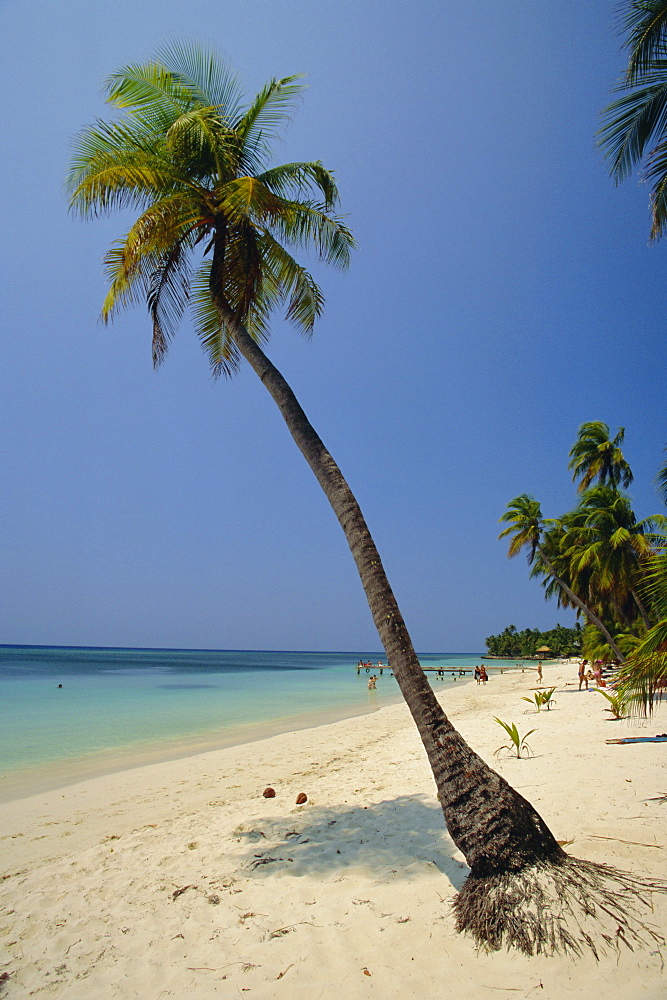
1, 660, 666, 999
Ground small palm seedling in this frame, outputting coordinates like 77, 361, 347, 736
522, 687, 557, 713
539, 686, 557, 710
522, 692, 543, 713
494, 718, 536, 758
594, 687, 628, 720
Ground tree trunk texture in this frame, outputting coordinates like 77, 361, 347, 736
215, 302, 565, 878
631, 586, 653, 633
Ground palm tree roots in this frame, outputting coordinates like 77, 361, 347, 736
453, 855, 666, 958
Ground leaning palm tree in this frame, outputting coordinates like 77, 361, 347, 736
598, 0, 667, 239
568, 421, 633, 493
499, 495, 627, 661
69, 42, 663, 955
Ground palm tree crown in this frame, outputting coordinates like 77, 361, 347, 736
67, 42, 354, 374
568, 421, 633, 493
561, 485, 665, 629
498, 494, 545, 564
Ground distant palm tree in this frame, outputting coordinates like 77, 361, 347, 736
563, 486, 664, 632
499, 494, 626, 661
568, 421, 633, 493
598, 0, 667, 239
68, 42, 591, 954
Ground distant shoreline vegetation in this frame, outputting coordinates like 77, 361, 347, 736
484, 623, 582, 659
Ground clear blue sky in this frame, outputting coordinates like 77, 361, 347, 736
2, 0, 665, 652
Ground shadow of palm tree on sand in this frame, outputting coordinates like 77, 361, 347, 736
234, 794, 468, 891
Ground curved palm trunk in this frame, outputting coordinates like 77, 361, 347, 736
213, 294, 564, 879
537, 545, 625, 662
631, 586, 652, 633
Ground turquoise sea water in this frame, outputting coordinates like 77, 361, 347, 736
0, 646, 505, 800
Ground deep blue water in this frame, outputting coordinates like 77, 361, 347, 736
0, 646, 492, 794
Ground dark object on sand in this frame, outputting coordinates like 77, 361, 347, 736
296, 792, 308, 804
263, 787, 276, 798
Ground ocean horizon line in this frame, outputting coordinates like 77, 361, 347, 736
0, 642, 478, 656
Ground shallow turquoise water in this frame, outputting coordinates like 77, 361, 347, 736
0, 646, 504, 795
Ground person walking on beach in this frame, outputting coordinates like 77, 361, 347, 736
578, 660, 587, 691
479, 666, 488, 685
536, 661, 543, 684
474, 665, 481, 685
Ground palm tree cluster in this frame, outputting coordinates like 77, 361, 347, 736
500, 422, 667, 712
485, 623, 582, 659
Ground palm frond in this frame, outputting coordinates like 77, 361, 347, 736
633, 617, 667, 655
598, 72, 667, 183
270, 200, 355, 268
656, 445, 667, 505
616, 648, 667, 716
219, 182, 354, 270
68, 119, 195, 217
100, 194, 203, 323
118, 194, 203, 260
218, 176, 286, 225
639, 550, 667, 620
255, 231, 324, 336
190, 264, 241, 377
100, 243, 155, 320
620, 0, 667, 84
106, 60, 196, 117
154, 40, 244, 120
258, 161, 340, 210
643, 134, 667, 235
147, 239, 192, 366
209, 223, 265, 330
235, 75, 306, 173
165, 106, 239, 180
